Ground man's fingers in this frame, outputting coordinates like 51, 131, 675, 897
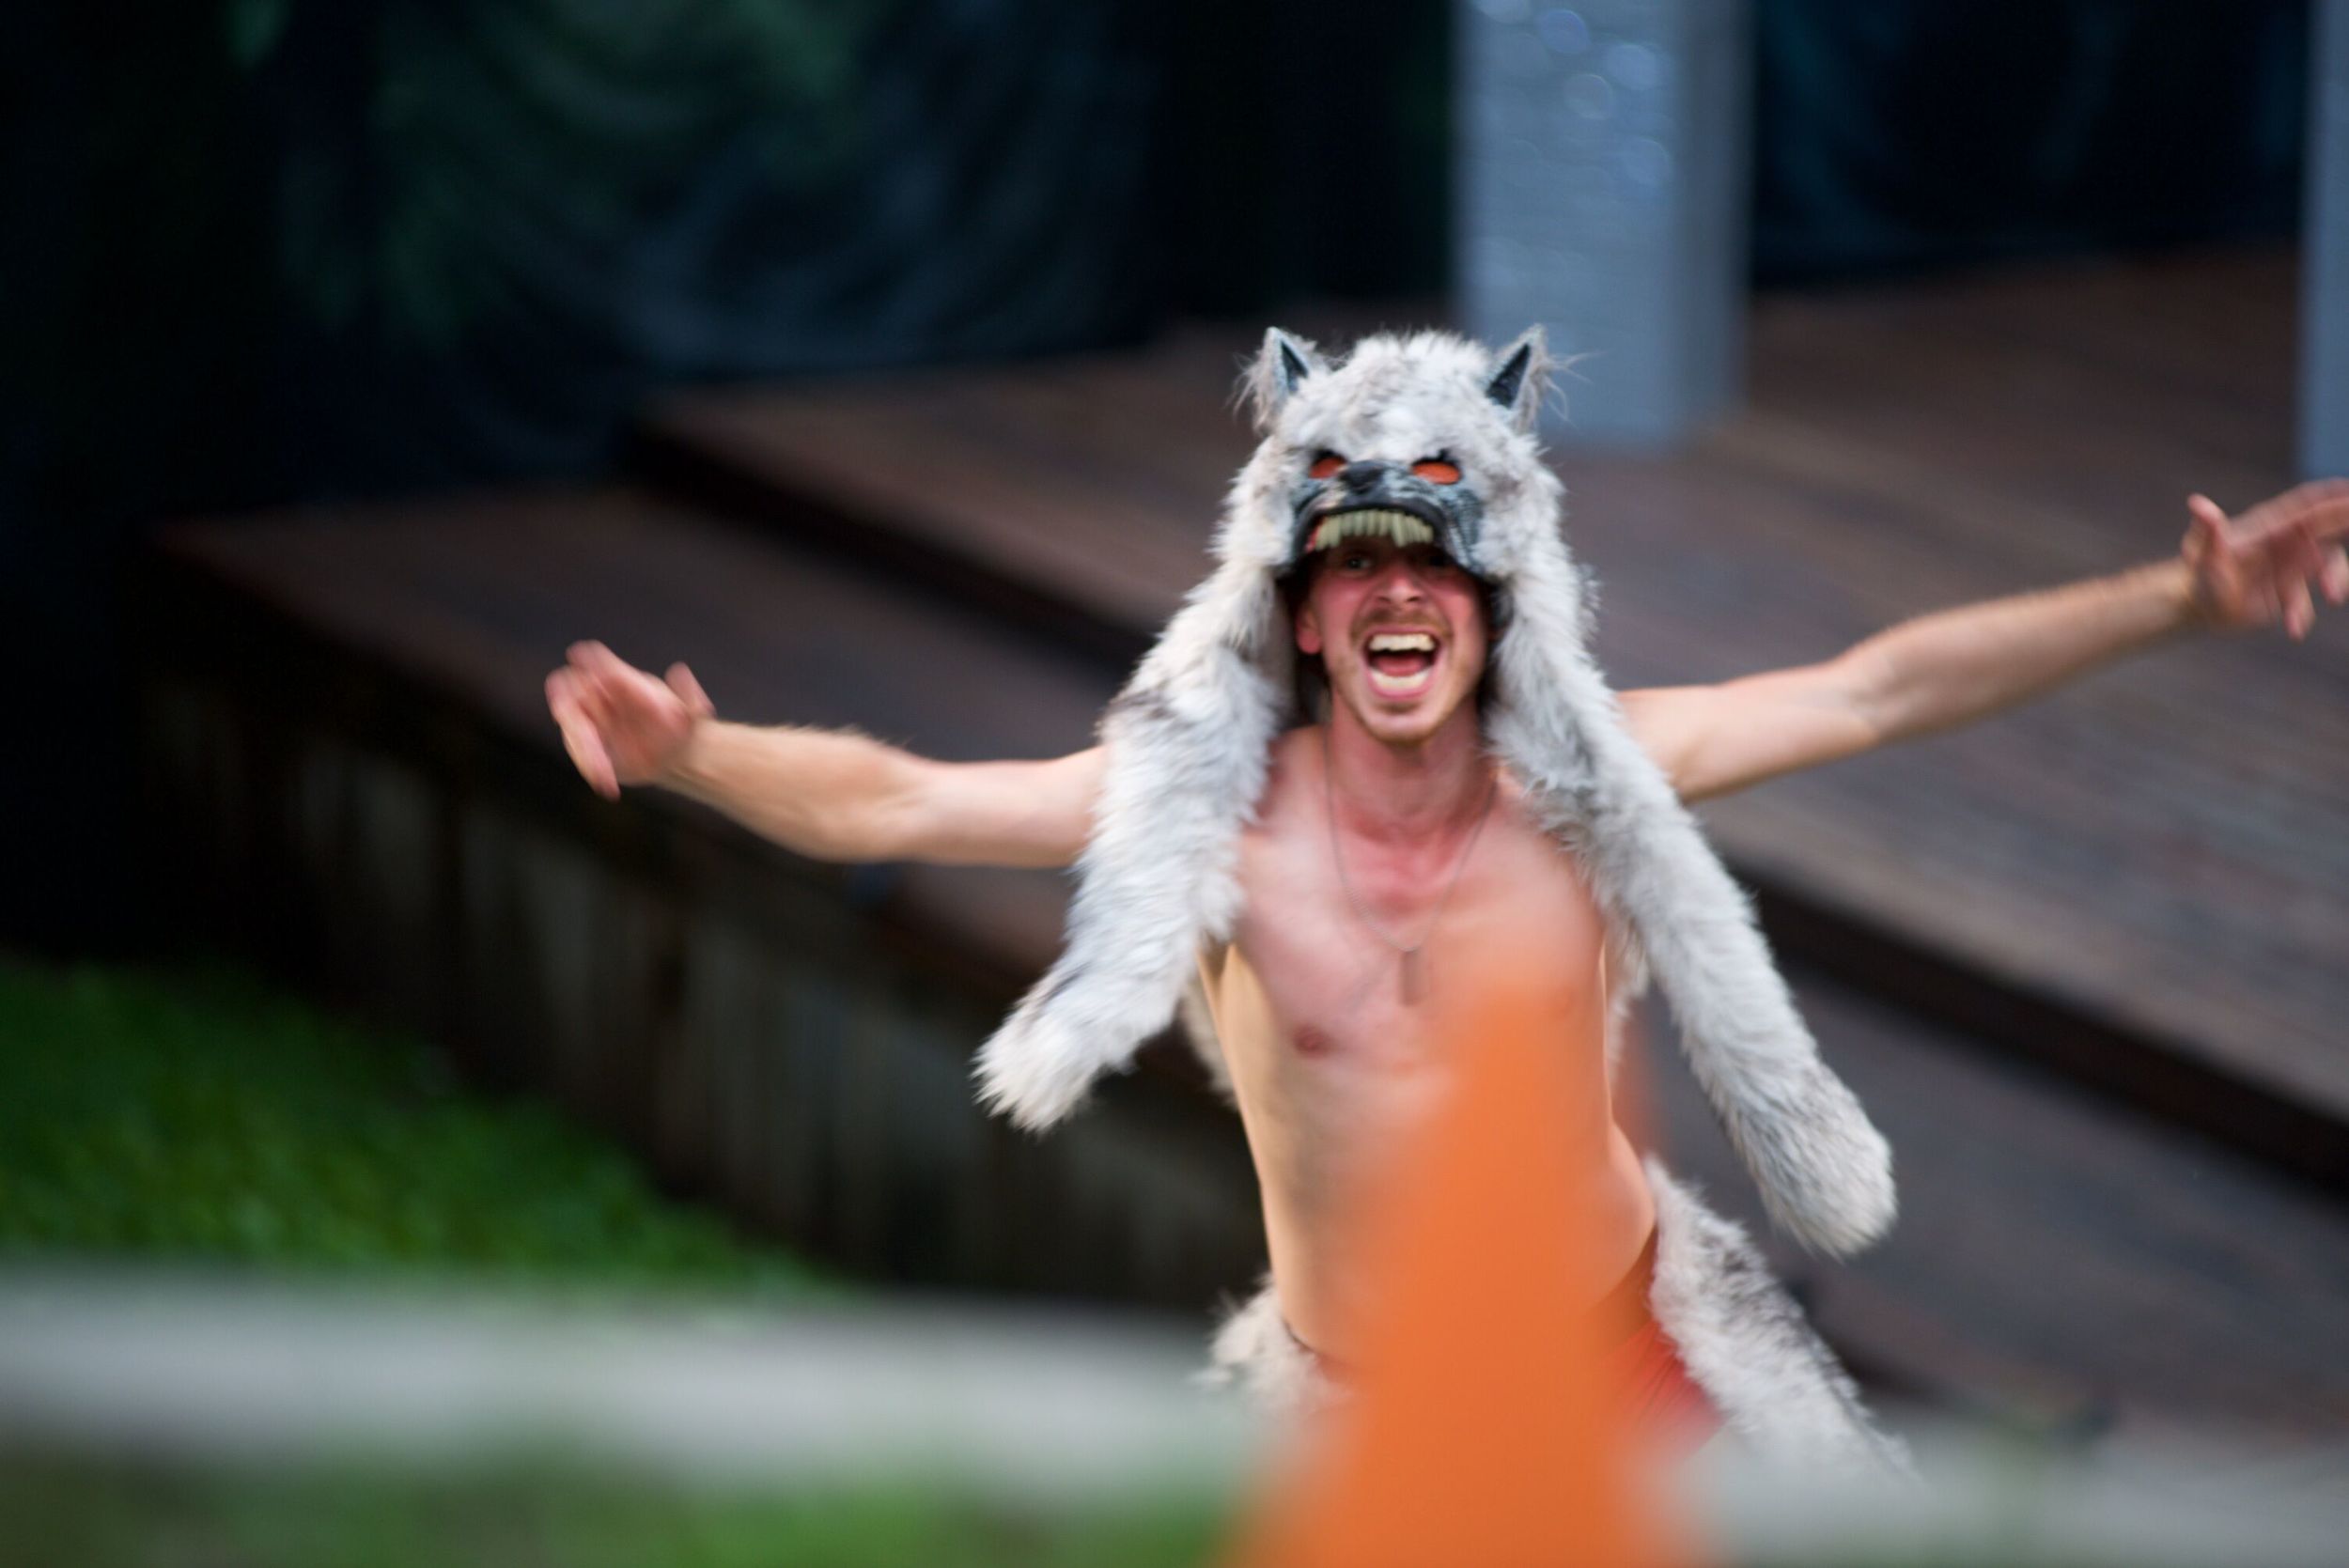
572, 727, 619, 799
2280, 527, 2335, 633
2322, 544, 2349, 606
2250, 478, 2349, 546
2292, 520, 2327, 582
571, 639, 629, 678
2273, 524, 2322, 637
2183, 496, 2239, 622
2186, 493, 2228, 546
2185, 495, 2235, 583
574, 640, 658, 718
580, 661, 625, 725
548, 672, 616, 798
565, 643, 622, 713
2288, 477, 2349, 537
665, 662, 714, 718
570, 661, 623, 741
2284, 574, 2317, 640
588, 656, 673, 735
547, 668, 601, 745
558, 643, 706, 787
565, 721, 618, 799
598, 644, 687, 724
2284, 526, 2330, 628
567, 641, 623, 689
548, 671, 618, 797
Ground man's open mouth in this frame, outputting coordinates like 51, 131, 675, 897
1362, 629, 1440, 698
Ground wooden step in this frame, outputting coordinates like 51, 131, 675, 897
1647, 957, 2349, 1440
635, 247, 2349, 1189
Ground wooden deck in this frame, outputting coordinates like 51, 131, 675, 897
1646, 965, 2349, 1440
152, 489, 1112, 984
639, 246, 2349, 1184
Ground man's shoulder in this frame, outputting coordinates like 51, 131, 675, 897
1612, 686, 1702, 772
1253, 724, 1322, 811
1235, 727, 1325, 874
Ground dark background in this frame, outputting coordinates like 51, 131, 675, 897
0, 0, 2310, 952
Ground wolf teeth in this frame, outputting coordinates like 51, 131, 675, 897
1308, 508, 1437, 551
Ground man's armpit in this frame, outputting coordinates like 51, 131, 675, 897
1616, 686, 1712, 797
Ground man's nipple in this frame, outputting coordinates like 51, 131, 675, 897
1293, 1024, 1338, 1058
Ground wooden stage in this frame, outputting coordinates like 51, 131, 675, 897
642, 246, 2349, 1187
141, 245, 2349, 1438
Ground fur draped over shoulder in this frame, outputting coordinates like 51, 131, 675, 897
973, 325, 1896, 1258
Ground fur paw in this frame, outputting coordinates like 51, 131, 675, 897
1747, 1070, 1897, 1256
972, 1007, 1105, 1131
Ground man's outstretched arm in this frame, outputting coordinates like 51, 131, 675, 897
1625, 480, 2349, 803
545, 641, 1103, 868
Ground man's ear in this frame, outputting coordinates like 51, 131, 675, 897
1294, 597, 1325, 657
1243, 328, 1325, 432
1485, 325, 1551, 432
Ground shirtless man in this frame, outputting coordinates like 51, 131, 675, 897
548, 365, 2348, 1449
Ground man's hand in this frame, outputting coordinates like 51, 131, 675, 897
545, 641, 714, 800
2182, 480, 2349, 640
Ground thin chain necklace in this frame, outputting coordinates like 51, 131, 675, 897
1321, 727, 1500, 1007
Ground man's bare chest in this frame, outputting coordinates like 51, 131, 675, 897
1218, 799, 1611, 1068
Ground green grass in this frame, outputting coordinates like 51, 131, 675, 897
0, 963, 1240, 1563
0, 1454, 1229, 1568
0, 957, 828, 1292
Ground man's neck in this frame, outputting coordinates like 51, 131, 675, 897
1320, 706, 1492, 846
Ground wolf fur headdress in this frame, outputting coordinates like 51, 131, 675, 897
975, 325, 1895, 1256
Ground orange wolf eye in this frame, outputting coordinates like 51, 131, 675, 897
1308, 452, 1346, 479
1412, 458, 1461, 485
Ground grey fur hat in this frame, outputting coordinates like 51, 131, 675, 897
974, 325, 1896, 1256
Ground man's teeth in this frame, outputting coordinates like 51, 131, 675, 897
1368, 632, 1436, 653
1365, 664, 1435, 696
1308, 509, 1437, 551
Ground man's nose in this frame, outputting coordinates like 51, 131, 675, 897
1338, 461, 1385, 496
1371, 557, 1427, 601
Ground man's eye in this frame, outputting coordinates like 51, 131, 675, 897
1412, 457, 1461, 485
1308, 452, 1346, 480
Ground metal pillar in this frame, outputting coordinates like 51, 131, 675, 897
1455, 0, 1751, 448
2306, 0, 2349, 478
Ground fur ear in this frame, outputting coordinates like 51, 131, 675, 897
1242, 328, 1325, 430
1486, 325, 1551, 431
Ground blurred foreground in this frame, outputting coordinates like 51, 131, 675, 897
2, 1266, 2344, 1568
4, 959, 2344, 1567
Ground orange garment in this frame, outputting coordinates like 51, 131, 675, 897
1596, 1230, 1723, 1458
1285, 1225, 1724, 1456
1225, 955, 1705, 1568
1601, 1315, 1722, 1459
